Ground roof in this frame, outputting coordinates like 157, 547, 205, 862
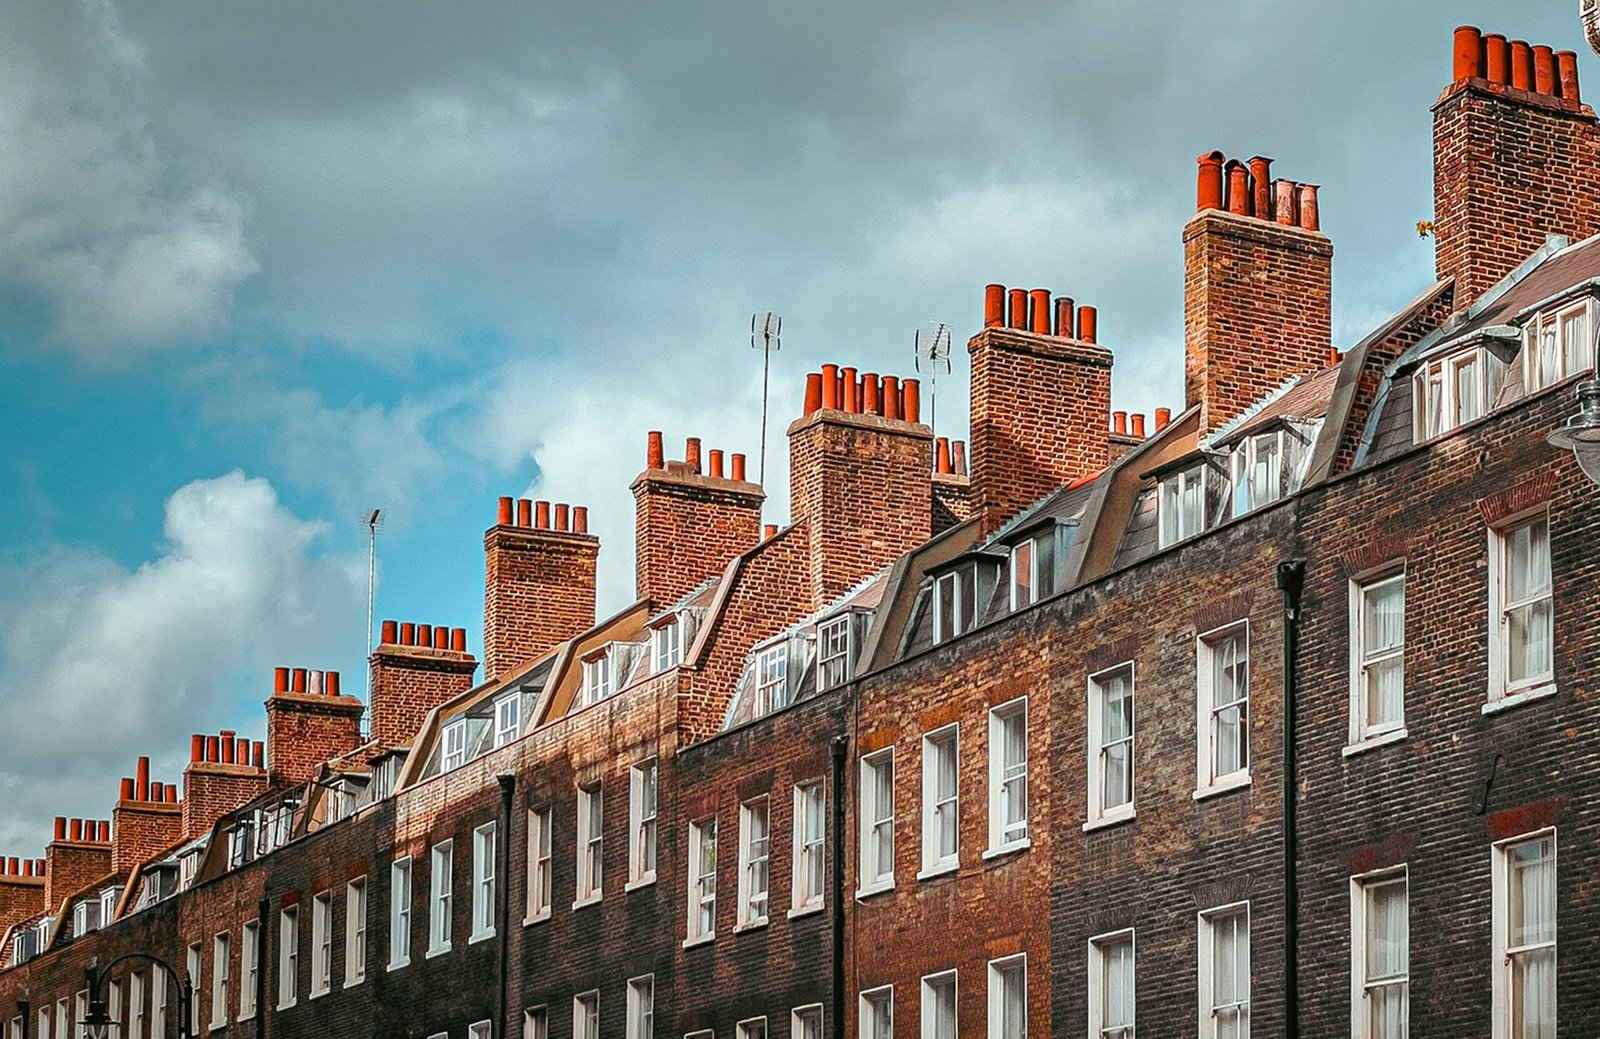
1226, 362, 1342, 441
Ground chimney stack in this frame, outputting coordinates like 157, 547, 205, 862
484, 495, 600, 682
632, 433, 765, 609
184, 725, 271, 840
44, 816, 112, 908
264, 666, 362, 788
0, 844, 46, 942
789, 366, 933, 608
113, 756, 183, 874
370, 622, 479, 748
1185, 150, 1332, 434
1433, 26, 1600, 307
968, 283, 1113, 530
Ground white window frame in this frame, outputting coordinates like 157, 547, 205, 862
573, 991, 600, 1039
686, 815, 718, 943
653, 618, 683, 672
986, 698, 1029, 856
310, 892, 332, 997
755, 643, 789, 715
920, 970, 957, 1039
1350, 868, 1408, 1039
185, 944, 201, 1032
131, 971, 148, 1037
152, 964, 168, 1036
389, 856, 413, 968
523, 1006, 548, 1039
629, 760, 659, 887
428, 840, 454, 955
628, 975, 655, 1039
1491, 829, 1557, 1039
932, 569, 974, 645
526, 807, 552, 922
472, 821, 498, 942
920, 724, 960, 877
1086, 665, 1135, 827
211, 931, 231, 1027
1523, 297, 1593, 394
736, 1017, 768, 1039
494, 695, 520, 749
1195, 622, 1251, 797
1197, 902, 1250, 1039
737, 797, 771, 928
1157, 463, 1207, 548
1488, 511, 1556, 706
860, 986, 894, 1039
1413, 345, 1507, 442
859, 748, 896, 895
582, 652, 612, 705
345, 876, 367, 986
1088, 929, 1135, 1039
1348, 571, 1406, 747
791, 781, 826, 913
276, 908, 297, 1010
575, 783, 604, 906
442, 719, 469, 771
1228, 430, 1286, 516
817, 614, 854, 690
239, 921, 259, 1019
792, 1004, 824, 1039
470, 1022, 493, 1039
1009, 537, 1037, 611
987, 954, 1027, 1039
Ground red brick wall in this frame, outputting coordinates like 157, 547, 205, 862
265, 690, 364, 786
788, 410, 931, 611
1183, 210, 1332, 434
968, 327, 1112, 530
483, 524, 599, 683
632, 465, 764, 609
1433, 78, 1600, 307
112, 800, 183, 874
0, 877, 44, 941
184, 762, 271, 840
370, 643, 480, 749
45, 839, 112, 909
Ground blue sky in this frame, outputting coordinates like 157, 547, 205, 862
0, 0, 1585, 853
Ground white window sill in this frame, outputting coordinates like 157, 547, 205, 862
981, 837, 1032, 861
386, 958, 410, 972
343, 975, 365, 989
309, 988, 328, 1002
468, 929, 495, 945
734, 918, 769, 934
571, 894, 603, 911
523, 909, 551, 927
276, 1001, 296, 1013
624, 874, 657, 893
1083, 806, 1135, 832
916, 860, 959, 881
855, 879, 895, 900
1482, 683, 1557, 715
239, 1012, 256, 1023
1342, 728, 1408, 756
682, 932, 715, 949
210, 1021, 228, 1032
786, 903, 824, 921
1193, 772, 1251, 801
425, 944, 451, 960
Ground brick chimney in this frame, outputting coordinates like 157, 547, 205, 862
483, 497, 600, 683
968, 285, 1112, 530
112, 756, 183, 873
1185, 150, 1332, 434
1434, 26, 1600, 307
789, 366, 933, 610
369, 621, 479, 748
0, 856, 46, 941
44, 816, 112, 907
632, 433, 764, 608
184, 729, 270, 840
264, 666, 363, 787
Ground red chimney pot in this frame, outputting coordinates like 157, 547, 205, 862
452, 627, 467, 653
1453, 26, 1484, 81
327, 670, 341, 697
1510, 40, 1532, 91
554, 503, 570, 530
841, 367, 859, 413
1077, 306, 1098, 344
1155, 407, 1172, 431
708, 449, 724, 478
274, 666, 290, 693
881, 376, 901, 420
535, 500, 550, 529
861, 373, 880, 415
573, 505, 589, 533
497, 496, 513, 526
983, 284, 1005, 327
381, 620, 398, 645
1112, 411, 1127, 435
1131, 413, 1147, 438
1028, 289, 1051, 334
291, 667, 308, 693
1485, 34, 1509, 84
516, 498, 532, 527
647, 430, 665, 469
1557, 50, 1581, 100
1248, 157, 1272, 219
685, 437, 703, 474
901, 379, 921, 424
1054, 297, 1075, 338
1533, 45, 1557, 95
1196, 151, 1225, 212
730, 455, 746, 483
803, 373, 823, 415
1007, 288, 1028, 329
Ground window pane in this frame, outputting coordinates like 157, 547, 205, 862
1012, 541, 1033, 608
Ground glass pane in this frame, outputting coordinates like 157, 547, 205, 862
1366, 882, 1407, 979
1509, 838, 1556, 948
1508, 601, 1554, 683
1364, 658, 1404, 728
1511, 946, 1556, 1039
1368, 983, 1407, 1039
1012, 541, 1033, 608
1562, 309, 1588, 377
1036, 532, 1056, 598
1363, 580, 1405, 655
1507, 521, 1551, 601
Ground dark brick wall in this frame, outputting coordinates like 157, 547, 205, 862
370, 642, 480, 749
265, 690, 364, 786
483, 521, 599, 683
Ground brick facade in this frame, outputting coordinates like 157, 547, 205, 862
370, 637, 480, 749
632, 457, 765, 611
265, 682, 364, 787
483, 500, 600, 683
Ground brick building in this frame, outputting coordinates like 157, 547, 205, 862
3, 20, 1600, 1039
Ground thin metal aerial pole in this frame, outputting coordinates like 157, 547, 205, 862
751, 312, 783, 486
364, 509, 384, 723
916, 322, 952, 435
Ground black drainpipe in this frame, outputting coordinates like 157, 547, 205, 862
496, 773, 516, 1038
1275, 559, 1305, 1038
256, 896, 269, 1039
830, 736, 847, 1039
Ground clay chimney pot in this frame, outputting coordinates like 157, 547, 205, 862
983, 284, 1005, 327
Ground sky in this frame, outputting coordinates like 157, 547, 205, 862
0, 1, 1587, 855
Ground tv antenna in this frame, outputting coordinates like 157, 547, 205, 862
364, 508, 384, 708
915, 322, 952, 435
751, 312, 782, 487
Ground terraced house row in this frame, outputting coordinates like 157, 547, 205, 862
4, 21, 1600, 1039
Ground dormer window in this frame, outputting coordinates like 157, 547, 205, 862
493, 695, 520, 749
754, 644, 788, 715
441, 719, 469, 771
178, 850, 202, 890
1157, 463, 1208, 548
931, 562, 995, 645
1524, 298, 1593, 393
653, 618, 684, 672
73, 899, 101, 935
1009, 526, 1063, 610
99, 887, 118, 924
1413, 346, 1506, 442
817, 614, 856, 691
583, 654, 612, 704
1230, 431, 1282, 513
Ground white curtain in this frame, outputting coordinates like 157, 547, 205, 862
1363, 580, 1405, 727
1507, 521, 1553, 682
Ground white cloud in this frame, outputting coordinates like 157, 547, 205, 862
0, 471, 362, 853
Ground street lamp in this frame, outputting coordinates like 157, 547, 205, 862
1547, 376, 1600, 486
80, 955, 193, 1039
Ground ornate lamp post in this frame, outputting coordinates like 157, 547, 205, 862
79, 955, 192, 1039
